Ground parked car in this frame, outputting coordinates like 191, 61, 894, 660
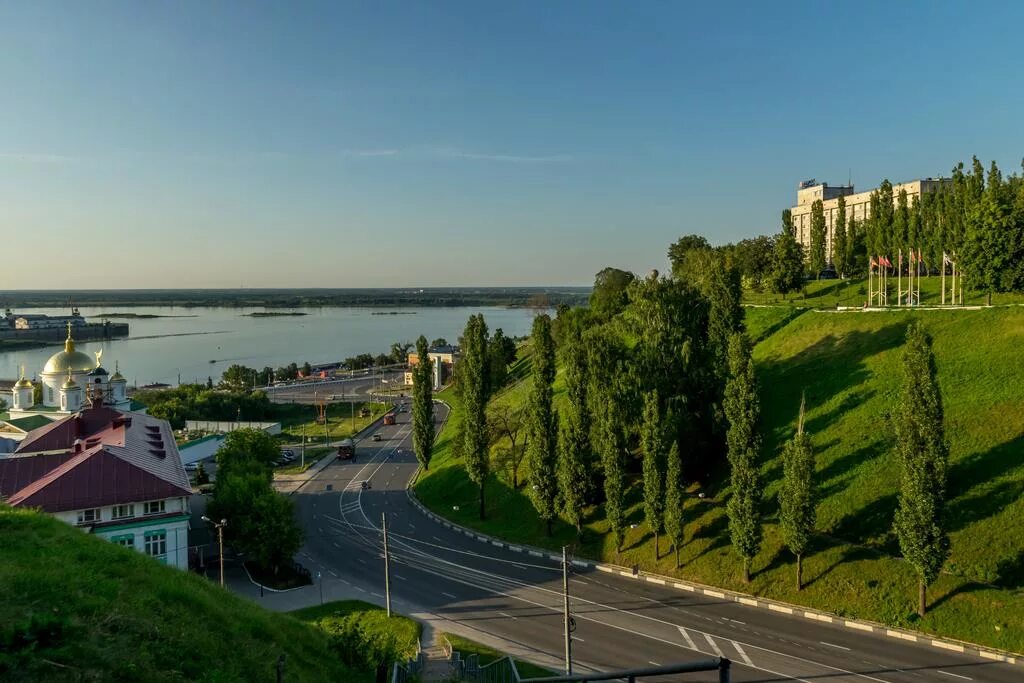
184, 462, 199, 471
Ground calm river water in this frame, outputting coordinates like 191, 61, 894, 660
0, 306, 537, 386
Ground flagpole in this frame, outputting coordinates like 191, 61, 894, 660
898, 249, 902, 307
942, 252, 946, 305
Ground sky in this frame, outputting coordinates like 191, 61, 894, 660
2, 2, 1023, 289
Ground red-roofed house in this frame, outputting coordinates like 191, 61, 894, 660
0, 403, 193, 569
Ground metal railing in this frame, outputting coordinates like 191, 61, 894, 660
521, 658, 730, 683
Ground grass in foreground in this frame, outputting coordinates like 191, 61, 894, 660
416, 307, 1024, 653
291, 600, 420, 672
0, 506, 363, 682
442, 633, 555, 680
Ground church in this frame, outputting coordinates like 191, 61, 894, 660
2, 324, 143, 442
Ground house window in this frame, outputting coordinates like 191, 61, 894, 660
76, 508, 100, 525
112, 534, 134, 548
143, 500, 166, 516
112, 504, 134, 520
144, 530, 167, 561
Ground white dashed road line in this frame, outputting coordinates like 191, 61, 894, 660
498, 611, 517, 620
821, 641, 851, 651
938, 672, 972, 681
441, 591, 457, 599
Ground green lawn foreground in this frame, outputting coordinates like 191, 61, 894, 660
290, 600, 420, 674
0, 506, 364, 682
415, 307, 1024, 654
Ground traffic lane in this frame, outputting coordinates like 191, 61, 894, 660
365, 487, 1015, 683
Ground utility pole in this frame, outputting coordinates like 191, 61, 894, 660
202, 517, 228, 587
382, 513, 392, 617
563, 545, 572, 675
301, 423, 305, 469
318, 570, 324, 605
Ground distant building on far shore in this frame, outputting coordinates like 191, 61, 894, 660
404, 345, 458, 390
789, 178, 952, 260
4, 307, 85, 330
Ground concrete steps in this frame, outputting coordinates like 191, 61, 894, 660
419, 645, 454, 682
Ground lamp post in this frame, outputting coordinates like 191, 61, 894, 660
202, 516, 228, 587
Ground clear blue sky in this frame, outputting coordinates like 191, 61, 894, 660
3, 2, 1023, 288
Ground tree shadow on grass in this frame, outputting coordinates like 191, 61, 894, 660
927, 581, 989, 613
945, 432, 1024, 532
830, 492, 899, 552
803, 544, 878, 589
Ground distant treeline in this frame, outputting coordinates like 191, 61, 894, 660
0, 288, 590, 309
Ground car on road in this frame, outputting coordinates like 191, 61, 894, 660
337, 438, 356, 460
383, 413, 396, 426
372, 433, 382, 442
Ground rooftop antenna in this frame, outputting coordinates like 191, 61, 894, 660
848, 168, 852, 187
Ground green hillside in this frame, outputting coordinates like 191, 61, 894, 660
0, 506, 414, 682
416, 306, 1024, 653
743, 274, 1024, 308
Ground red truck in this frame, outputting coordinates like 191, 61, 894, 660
336, 438, 356, 460
382, 413, 396, 426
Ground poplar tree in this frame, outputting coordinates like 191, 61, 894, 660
526, 315, 558, 535
833, 196, 848, 276
640, 390, 666, 560
779, 393, 816, 590
663, 441, 685, 568
724, 333, 763, 583
893, 323, 950, 617
782, 208, 795, 238
461, 314, 490, 519
809, 199, 827, 278
769, 230, 804, 297
588, 332, 627, 554
558, 323, 591, 535
412, 335, 435, 471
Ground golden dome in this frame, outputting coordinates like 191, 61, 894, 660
42, 325, 95, 376
14, 376, 33, 389
62, 376, 80, 390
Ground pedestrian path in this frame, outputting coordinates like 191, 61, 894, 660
418, 622, 455, 682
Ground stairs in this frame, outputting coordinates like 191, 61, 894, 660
418, 644, 454, 681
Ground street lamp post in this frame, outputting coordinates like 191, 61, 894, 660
202, 516, 228, 587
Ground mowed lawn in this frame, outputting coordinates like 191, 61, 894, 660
743, 274, 1024, 308
416, 307, 1024, 653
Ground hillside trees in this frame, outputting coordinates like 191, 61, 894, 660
769, 229, 804, 297
557, 321, 592, 535
412, 335, 435, 471
809, 199, 827, 277
833, 196, 848, 276
667, 234, 712, 280
724, 333, 763, 583
782, 208, 794, 237
461, 314, 491, 519
590, 267, 635, 321
779, 394, 816, 590
893, 323, 950, 617
641, 390, 666, 560
525, 315, 558, 535
663, 441, 686, 568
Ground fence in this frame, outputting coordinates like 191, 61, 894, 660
184, 420, 281, 435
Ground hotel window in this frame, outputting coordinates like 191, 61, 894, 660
112, 534, 134, 548
112, 504, 135, 520
143, 500, 166, 516
76, 508, 100, 525
144, 530, 167, 561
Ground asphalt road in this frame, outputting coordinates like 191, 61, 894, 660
264, 370, 406, 404
292, 407, 1018, 682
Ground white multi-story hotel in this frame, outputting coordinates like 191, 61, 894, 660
789, 178, 951, 260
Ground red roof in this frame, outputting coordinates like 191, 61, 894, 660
1, 406, 191, 513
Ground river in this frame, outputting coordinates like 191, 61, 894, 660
0, 306, 538, 386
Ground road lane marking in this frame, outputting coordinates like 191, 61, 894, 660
441, 591, 457, 599
394, 574, 407, 581
498, 611, 517, 620
938, 673, 972, 681
371, 592, 384, 598
732, 641, 753, 666
727, 618, 746, 625
677, 627, 697, 652
358, 558, 366, 564
355, 586, 366, 592
821, 642, 851, 651
648, 661, 660, 666
433, 536, 443, 542
572, 636, 584, 642
328, 570, 337, 577
703, 633, 723, 657
333, 542, 341, 548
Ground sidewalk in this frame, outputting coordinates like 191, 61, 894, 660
272, 449, 337, 495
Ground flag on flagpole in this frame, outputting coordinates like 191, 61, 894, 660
870, 256, 877, 268
943, 252, 952, 265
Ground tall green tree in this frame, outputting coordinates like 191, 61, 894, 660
893, 323, 950, 617
663, 441, 685, 568
724, 333, 763, 583
809, 199, 827, 277
782, 208, 795, 238
526, 315, 558, 535
488, 328, 511, 390
412, 335, 435, 471
640, 390, 666, 560
587, 328, 628, 554
769, 230, 804, 297
461, 314, 491, 519
848, 217, 867, 276
590, 267, 636, 321
833, 196, 848, 276
558, 322, 592, 534
778, 394, 816, 590
667, 234, 712, 279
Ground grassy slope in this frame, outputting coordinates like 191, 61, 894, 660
0, 506, 364, 682
743, 275, 1024, 308
416, 307, 1024, 653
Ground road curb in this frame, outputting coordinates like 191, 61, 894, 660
404, 488, 1022, 667
240, 561, 307, 594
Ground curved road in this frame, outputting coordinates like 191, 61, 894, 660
291, 407, 1017, 682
